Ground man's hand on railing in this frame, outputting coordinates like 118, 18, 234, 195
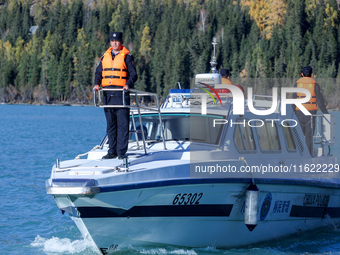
93, 85, 100, 91
123, 85, 129, 92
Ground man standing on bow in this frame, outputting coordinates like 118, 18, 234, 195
294, 66, 328, 156
93, 32, 138, 159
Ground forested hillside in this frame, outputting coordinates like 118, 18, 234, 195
0, 0, 340, 106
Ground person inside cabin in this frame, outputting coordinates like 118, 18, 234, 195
293, 66, 328, 156
220, 68, 244, 94
93, 32, 138, 160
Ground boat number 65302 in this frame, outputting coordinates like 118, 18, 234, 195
173, 193, 203, 205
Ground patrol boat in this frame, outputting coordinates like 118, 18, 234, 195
46, 40, 340, 254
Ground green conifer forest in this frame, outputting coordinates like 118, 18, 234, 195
0, 0, 339, 106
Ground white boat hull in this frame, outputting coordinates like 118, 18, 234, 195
53, 181, 340, 253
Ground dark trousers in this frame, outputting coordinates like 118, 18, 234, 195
104, 107, 130, 155
103, 88, 130, 156
295, 110, 316, 156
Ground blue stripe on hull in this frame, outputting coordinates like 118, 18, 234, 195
74, 204, 234, 218
290, 205, 340, 218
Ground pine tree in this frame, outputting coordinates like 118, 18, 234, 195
98, 1, 112, 44
57, 44, 71, 101
313, 8, 326, 56
326, 21, 338, 66
47, 55, 58, 99
150, 46, 164, 94
0, 41, 5, 89
135, 70, 147, 91
7, 1, 22, 45
231, 52, 239, 77
34, 0, 48, 39
73, 28, 93, 102
148, 0, 161, 35
22, 1, 31, 41
40, 31, 54, 102
303, 37, 313, 67
55, 0, 67, 40
163, 44, 174, 96
27, 36, 41, 99
15, 49, 29, 100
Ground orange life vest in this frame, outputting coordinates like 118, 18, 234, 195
221, 78, 233, 85
295, 77, 317, 111
101, 46, 130, 87
221, 78, 245, 94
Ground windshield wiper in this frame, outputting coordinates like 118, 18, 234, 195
146, 139, 162, 145
170, 138, 190, 141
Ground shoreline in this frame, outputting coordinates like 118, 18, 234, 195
0, 102, 94, 107
1, 102, 338, 112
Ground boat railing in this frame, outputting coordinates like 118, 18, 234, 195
93, 88, 167, 154
312, 114, 334, 157
251, 94, 273, 100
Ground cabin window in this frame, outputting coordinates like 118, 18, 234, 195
256, 121, 281, 152
129, 113, 224, 145
283, 126, 296, 151
190, 115, 224, 144
235, 123, 256, 152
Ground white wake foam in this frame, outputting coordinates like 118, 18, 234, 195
31, 235, 96, 254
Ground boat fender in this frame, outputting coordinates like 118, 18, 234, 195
244, 183, 259, 231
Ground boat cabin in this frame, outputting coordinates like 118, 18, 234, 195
93, 80, 334, 163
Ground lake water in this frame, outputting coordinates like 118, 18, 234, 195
1, 104, 340, 255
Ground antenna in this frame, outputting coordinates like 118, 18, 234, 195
210, 37, 218, 73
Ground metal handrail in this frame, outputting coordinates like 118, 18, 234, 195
310, 113, 334, 157
93, 88, 167, 154
312, 114, 325, 156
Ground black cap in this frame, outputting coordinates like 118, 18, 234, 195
220, 69, 230, 76
302, 66, 313, 77
110, 32, 123, 42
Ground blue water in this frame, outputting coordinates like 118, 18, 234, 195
1, 104, 340, 255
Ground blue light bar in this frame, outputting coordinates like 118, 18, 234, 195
169, 89, 192, 94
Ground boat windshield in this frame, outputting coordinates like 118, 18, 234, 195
129, 113, 224, 145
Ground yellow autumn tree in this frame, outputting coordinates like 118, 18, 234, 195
325, 3, 338, 28
189, 0, 200, 8
241, 0, 286, 39
305, 0, 317, 22
305, 0, 338, 28
139, 25, 152, 64
4, 41, 14, 63
109, 4, 122, 31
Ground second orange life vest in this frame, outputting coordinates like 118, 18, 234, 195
295, 77, 317, 111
